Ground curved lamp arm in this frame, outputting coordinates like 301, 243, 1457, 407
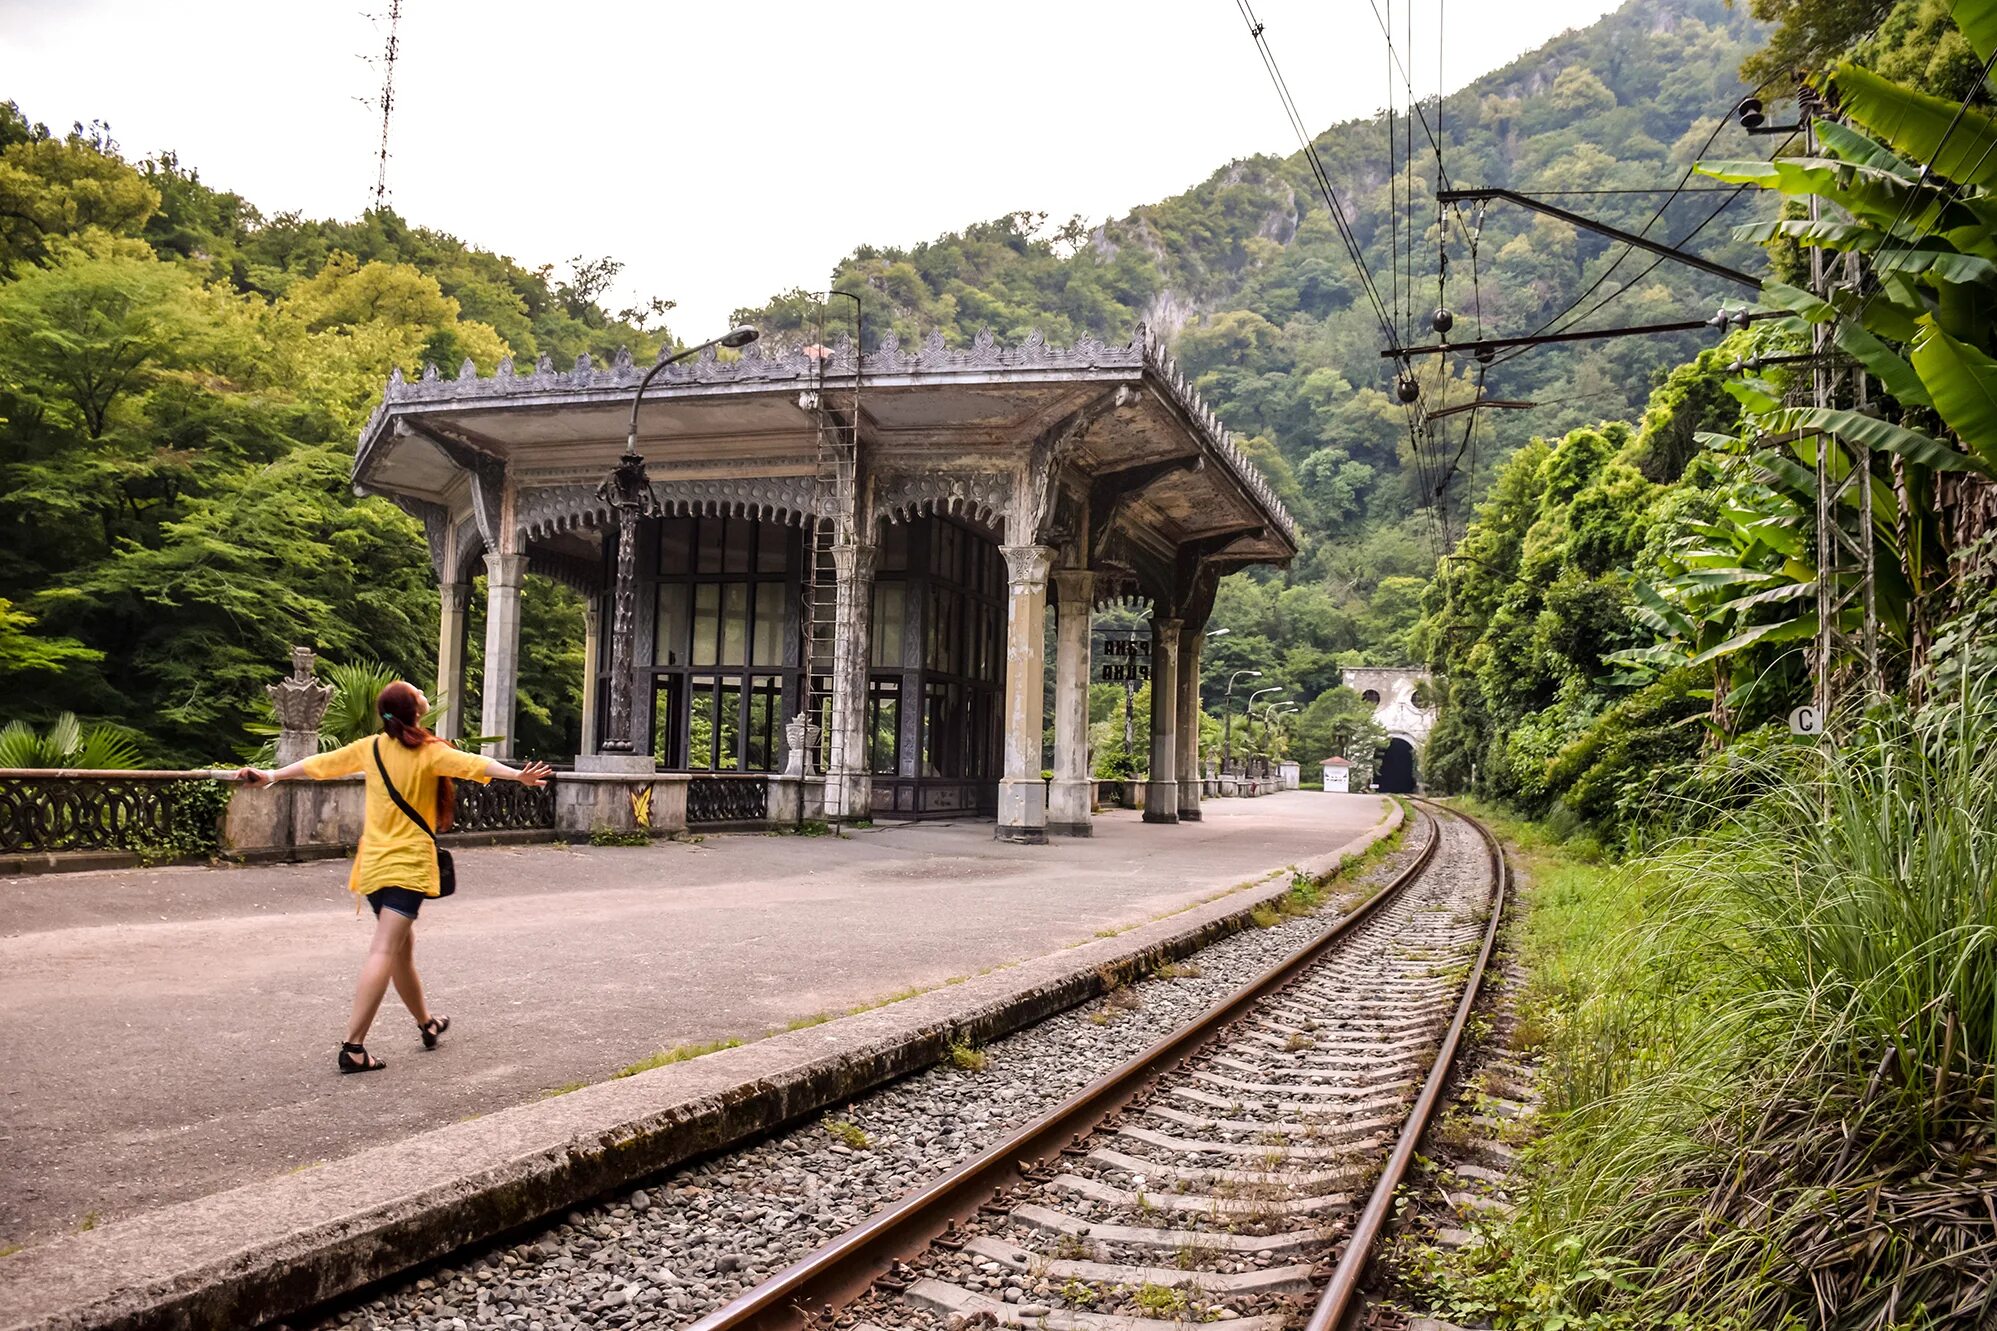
625, 325, 759, 456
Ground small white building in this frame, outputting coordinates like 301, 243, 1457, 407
1321, 756, 1351, 793
1277, 760, 1300, 790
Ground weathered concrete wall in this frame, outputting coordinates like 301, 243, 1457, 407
221, 777, 364, 863
552, 774, 691, 837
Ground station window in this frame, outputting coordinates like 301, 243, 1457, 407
651, 515, 797, 772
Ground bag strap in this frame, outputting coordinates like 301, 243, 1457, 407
372, 737, 437, 842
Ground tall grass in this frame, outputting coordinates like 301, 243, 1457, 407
1513, 669, 1997, 1329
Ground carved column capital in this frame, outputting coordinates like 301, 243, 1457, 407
484, 552, 528, 589
831, 542, 878, 584
1000, 543, 1056, 589
1051, 567, 1097, 606
439, 581, 470, 615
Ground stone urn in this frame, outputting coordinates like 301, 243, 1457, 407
783, 712, 823, 776
267, 646, 333, 767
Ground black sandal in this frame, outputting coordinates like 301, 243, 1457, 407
418, 1015, 450, 1050
339, 1042, 386, 1074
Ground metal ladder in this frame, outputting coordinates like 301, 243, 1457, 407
798, 296, 860, 774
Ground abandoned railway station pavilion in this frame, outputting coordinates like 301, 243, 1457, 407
353, 328, 1297, 842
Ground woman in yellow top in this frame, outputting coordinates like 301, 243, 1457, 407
239, 680, 552, 1074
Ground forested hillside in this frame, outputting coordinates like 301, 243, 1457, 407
0, 109, 663, 760
740, 0, 1771, 707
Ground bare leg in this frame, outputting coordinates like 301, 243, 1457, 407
389, 925, 432, 1027
346, 909, 416, 1045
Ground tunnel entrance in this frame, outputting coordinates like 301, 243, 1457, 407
1376, 737, 1418, 793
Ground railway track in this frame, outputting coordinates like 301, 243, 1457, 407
684, 801, 1507, 1331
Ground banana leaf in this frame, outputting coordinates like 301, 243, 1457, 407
1724, 377, 1783, 413
1908, 318, 1997, 470
1951, 0, 1997, 66
1831, 63, 1997, 192
1752, 448, 1821, 499
1688, 616, 1816, 667
1834, 322, 1933, 408
1870, 246, 1997, 286
1813, 119, 1920, 177
1765, 406, 1991, 476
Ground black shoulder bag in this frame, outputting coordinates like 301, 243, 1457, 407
372, 738, 457, 896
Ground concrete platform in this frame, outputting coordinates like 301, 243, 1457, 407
0, 793, 1395, 1330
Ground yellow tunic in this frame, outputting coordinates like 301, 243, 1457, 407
302, 736, 493, 898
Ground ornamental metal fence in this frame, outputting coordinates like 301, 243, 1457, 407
449, 777, 557, 835
0, 769, 232, 856
687, 775, 769, 825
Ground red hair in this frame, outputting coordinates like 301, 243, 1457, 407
377, 680, 456, 832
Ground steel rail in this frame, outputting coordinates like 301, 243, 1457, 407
1306, 797, 1510, 1331
688, 806, 1462, 1331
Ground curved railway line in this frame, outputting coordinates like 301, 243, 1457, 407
691, 800, 1504, 1331
306, 801, 1506, 1331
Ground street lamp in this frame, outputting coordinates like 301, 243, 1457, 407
1190, 627, 1222, 771
1220, 667, 1261, 776
1241, 687, 1283, 775
598, 326, 760, 757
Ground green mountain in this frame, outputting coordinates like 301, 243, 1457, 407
741, 0, 1770, 696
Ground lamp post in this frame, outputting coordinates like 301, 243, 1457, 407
1264, 702, 1299, 758
1242, 688, 1283, 775
1220, 667, 1261, 776
1197, 628, 1230, 775
597, 325, 759, 757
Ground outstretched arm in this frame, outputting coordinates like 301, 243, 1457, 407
235, 760, 312, 787
485, 759, 553, 788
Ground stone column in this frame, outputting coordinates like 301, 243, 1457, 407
578, 596, 602, 757
480, 552, 527, 758
996, 544, 1056, 843
1048, 568, 1095, 837
824, 542, 876, 821
436, 581, 469, 743
1144, 615, 1182, 824
1176, 625, 1204, 821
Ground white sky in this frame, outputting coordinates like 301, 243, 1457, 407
2, 0, 1619, 337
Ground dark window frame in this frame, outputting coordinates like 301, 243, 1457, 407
650, 515, 800, 773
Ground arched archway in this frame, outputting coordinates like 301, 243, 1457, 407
1376, 736, 1417, 793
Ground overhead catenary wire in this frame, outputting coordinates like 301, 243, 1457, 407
1234, 0, 1402, 353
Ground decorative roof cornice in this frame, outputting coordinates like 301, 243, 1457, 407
356, 326, 1296, 546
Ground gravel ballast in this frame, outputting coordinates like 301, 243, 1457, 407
302, 817, 1433, 1331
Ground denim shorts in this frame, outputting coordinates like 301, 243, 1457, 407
367, 886, 426, 920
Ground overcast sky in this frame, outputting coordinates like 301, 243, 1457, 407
3, 0, 1619, 338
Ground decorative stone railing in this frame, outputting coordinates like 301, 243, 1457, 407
0, 769, 234, 859
686, 774, 771, 825
450, 778, 557, 835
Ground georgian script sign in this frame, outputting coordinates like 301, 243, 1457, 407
1096, 632, 1152, 684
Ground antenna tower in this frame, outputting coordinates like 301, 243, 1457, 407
372, 0, 402, 211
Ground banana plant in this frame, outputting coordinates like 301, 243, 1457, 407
0, 713, 146, 769
1608, 470, 1819, 730
1685, 0, 1997, 688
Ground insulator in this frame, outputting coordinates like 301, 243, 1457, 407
1396, 375, 1421, 403
1736, 97, 1765, 131
1430, 307, 1454, 334
1732, 310, 1754, 331
1474, 346, 1495, 365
